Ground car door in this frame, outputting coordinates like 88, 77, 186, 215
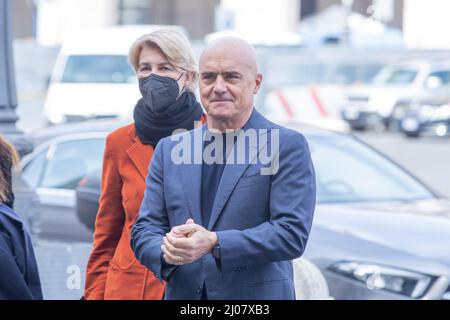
22, 135, 106, 242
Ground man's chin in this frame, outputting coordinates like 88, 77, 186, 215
207, 107, 233, 118
208, 110, 234, 120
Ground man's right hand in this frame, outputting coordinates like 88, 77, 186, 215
162, 221, 218, 265
162, 219, 195, 265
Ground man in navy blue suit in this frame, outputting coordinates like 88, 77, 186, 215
131, 37, 316, 300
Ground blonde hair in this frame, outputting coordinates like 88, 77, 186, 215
129, 28, 198, 92
0, 135, 19, 204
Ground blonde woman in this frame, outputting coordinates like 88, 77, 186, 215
84, 29, 206, 300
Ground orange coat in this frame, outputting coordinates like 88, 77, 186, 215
84, 123, 164, 300
84, 116, 206, 300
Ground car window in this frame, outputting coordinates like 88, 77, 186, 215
374, 67, 419, 85
309, 135, 434, 203
326, 64, 383, 85
426, 70, 450, 86
41, 138, 105, 189
60, 55, 136, 84
22, 151, 47, 188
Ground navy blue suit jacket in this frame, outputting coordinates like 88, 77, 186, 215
131, 109, 316, 300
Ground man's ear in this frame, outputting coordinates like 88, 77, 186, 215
254, 73, 263, 94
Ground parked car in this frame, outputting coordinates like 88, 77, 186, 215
70, 119, 450, 299
76, 169, 101, 231
12, 171, 41, 238
21, 118, 129, 242
399, 99, 450, 138
293, 123, 450, 299
341, 59, 450, 131
20, 131, 109, 242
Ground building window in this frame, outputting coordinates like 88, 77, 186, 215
118, 0, 153, 25
301, 0, 317, 19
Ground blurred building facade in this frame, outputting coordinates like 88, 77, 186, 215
16, 0, 403, 45
403, 0, 450, 49
117, 0, 218, 40
27, 0, 217, 46
300, 0, 404, 30
11, 0, 34, 39
10, 0, 450, 49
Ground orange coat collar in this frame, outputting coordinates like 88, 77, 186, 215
126, 125, 154, 180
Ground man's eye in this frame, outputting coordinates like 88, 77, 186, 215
226, 74, 240, 80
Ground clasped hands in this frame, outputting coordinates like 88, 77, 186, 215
161, 219, 218, 265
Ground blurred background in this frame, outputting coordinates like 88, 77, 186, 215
3, 0, 450, 300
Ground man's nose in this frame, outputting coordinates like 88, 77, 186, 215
212, 76, 227, 95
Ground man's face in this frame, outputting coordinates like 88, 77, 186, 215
199, 50, 262, 122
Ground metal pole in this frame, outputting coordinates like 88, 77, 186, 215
0, 0, 33, 156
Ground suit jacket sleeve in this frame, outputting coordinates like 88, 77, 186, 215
131, 140, 170, 281
216, 131, 316, 271
84, 135, 125, 299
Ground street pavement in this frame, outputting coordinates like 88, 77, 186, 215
34, 240, 91, 300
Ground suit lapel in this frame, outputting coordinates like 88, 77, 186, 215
206, 162, 248, 230
180, 126, 205, 225
180, 162, 203, 225
207, 111, 269, 230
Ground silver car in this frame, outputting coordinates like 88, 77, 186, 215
20, 132, 108, 242
293, 123, 450, 300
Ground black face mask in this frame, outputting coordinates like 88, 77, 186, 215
138, 73, 184, 113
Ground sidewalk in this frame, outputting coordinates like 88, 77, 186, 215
34, 240, 92, 300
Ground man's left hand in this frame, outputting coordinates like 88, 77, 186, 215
162, 223, 217, 265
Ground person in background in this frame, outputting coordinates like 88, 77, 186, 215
84, 28, 206, 300
0, 135, 43, 300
